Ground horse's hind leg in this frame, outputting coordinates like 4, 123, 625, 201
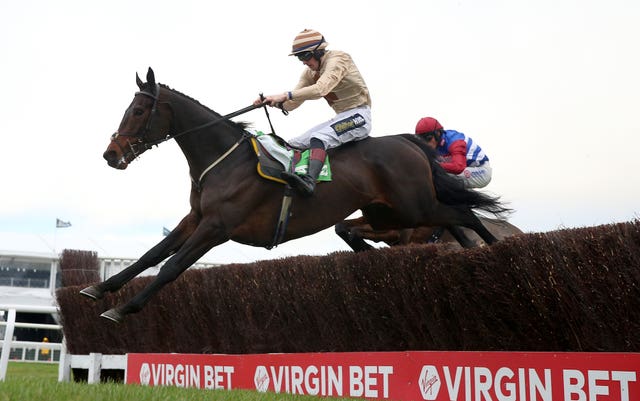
80, 213, 199, 300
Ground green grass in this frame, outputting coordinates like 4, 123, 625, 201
0, 362, 361, 401
3, 361, 58, 380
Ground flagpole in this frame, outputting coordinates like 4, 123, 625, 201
53, 225, 58, 258
55, 218, 72, 258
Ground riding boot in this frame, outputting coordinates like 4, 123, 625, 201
281, 158, 324, 197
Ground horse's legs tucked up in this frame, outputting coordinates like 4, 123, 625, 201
79, 213, 199, 300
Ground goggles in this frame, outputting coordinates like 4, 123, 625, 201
419, 131, 438, 140
296, 51, 314, 62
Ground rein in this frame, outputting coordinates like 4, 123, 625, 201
175, 101, 276, 189
112, 86, 270, 149
147, 101, 268, 148
114, 86, 284, 189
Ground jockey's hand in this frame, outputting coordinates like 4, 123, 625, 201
253, 93, 287, 107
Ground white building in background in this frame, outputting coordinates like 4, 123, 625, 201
0, 249, 220, 308
0, 249, 220, 360
0, 251, 59, 308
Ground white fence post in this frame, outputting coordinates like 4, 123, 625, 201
58, 340, 70, 382
87, 353, 102, 384
58, 353, 127, 383
0, 308, 17, 381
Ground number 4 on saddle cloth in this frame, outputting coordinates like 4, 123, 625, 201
250, 131, 332, 184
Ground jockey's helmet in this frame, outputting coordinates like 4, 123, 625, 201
415, 117, 444, 137
289, 29, 328, 58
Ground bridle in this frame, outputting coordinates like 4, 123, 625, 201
109, 84, 163, 166
109, 85, 276, 186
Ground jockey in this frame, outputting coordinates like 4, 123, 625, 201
254, 29, 372, 197
415, 117, 492, 188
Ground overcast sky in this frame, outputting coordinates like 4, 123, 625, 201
1, 0, 638, 264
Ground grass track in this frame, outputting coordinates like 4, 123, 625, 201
0, 362, 360, 401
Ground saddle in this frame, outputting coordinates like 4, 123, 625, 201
248, 131, 332, 249
249, 132, 332, 183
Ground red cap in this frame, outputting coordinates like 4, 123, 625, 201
415, 117, 443, 135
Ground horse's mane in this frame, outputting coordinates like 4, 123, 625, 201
158, 83, 249, 131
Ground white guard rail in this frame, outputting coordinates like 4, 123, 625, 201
58, 353, 127, 383
1, 304, 128, 383
0, 304, 62, 381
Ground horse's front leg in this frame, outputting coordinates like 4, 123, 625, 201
446, 212, 499, 248
79, 212, 200, 301
462, 212, 499, 245
335, 218, 373, 252
100, 222, 227, 323
447, 226, 478, 248
429, 205, 499, 246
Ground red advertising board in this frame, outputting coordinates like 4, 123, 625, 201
127, 351, 640, 400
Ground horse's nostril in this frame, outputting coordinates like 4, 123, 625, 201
103, 150, 117, 163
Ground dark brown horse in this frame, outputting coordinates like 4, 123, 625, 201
80, 68, 509, 322
335, 216, 522, 251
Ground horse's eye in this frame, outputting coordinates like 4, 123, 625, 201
133, 107, 145, 116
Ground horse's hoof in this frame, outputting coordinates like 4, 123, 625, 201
80, 285, 104, 300
100, 308, 124, 324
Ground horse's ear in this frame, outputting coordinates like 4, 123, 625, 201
136, 72, 143, 90
146, 67, 156, 87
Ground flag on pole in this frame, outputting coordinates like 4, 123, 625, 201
162, 227, 171, 236
56, 218, 72, 228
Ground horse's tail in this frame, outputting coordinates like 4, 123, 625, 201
400, 134, 513, 219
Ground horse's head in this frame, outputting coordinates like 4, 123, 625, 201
104, 67, 171, 169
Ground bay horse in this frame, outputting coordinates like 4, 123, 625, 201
80, 68, 509, 323
335, 216, 522, 251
